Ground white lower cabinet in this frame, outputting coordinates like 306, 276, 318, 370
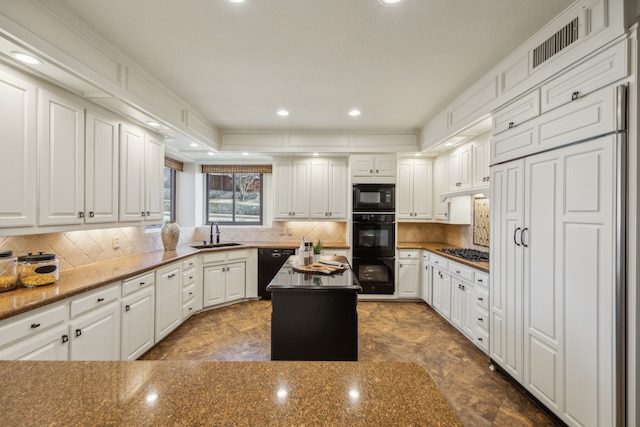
181, 257, 199, 320
398, 250, 420, 299
203, 250, 248, 307
155, 262, 183, 342
431, 264, 451, 319
69, 284, 121, 361
0, 324, 69, 360
121, 272, 155, 361
421, 252, 431, 305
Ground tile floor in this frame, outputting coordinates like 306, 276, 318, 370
141, 300, 560, 426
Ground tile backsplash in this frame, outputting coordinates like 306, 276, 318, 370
0, 222, 348, 272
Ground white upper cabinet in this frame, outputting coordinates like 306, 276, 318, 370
85, 110, 119, 224
492, 90, 540, 135
119, 124, 164, 223
397, 158, 433, 221
274, 158, 310, 219
448, 143, 472, 191
433, 156, 449, 221
471, 135, 490, 188
0, 69, 37, 228
38, 89, 85, 226
351, 154, 396, 183
310, 158, 347, 219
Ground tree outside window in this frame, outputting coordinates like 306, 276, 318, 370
206, 173, 262, 225
163, 167, 176, 222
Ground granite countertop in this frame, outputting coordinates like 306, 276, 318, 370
0, 241, 349, 321
397, 242, 490, 273
266, 256, 361, 291
0, 360, 462, 426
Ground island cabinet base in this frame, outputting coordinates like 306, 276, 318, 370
271, 290, 358, 361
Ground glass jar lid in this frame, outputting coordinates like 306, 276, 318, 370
22, 252, 56, 262
0, 250, 13, 259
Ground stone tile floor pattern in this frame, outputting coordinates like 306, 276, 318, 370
141, 300, 560, 426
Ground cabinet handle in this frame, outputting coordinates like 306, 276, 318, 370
78, 211, 85, 218
189, 307, 193, 311
189, 276, 194, 280
455, 270, 460, 274
399, 264, 403, 268
125, 305, 131, 312
375, 169, 379, 173
478, 296, 484, 301
189, 292, 193, 296
571, 91, 580, 101
147, 211, 150, 216
478, 317, 483, 321
477, 279, 483, 283
514, 227, 521, 246
139, 281, 146, 286
477, 337, 483, 342
89, 211, 95, 218
141, 212, 146, 217
30, 323, 41, 329
97, 297, 105, 302
75, 329, 82, 337
369, 169, 373, 173
521, 227, 529, 248
168, 273, 176, 278
61, 335, 69, 343
508, 121, 515, 129
461, 284, 465, 291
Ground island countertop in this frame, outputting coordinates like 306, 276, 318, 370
0, 360, 462, 426
266, 256, 361, 291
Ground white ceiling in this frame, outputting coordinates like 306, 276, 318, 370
56, 0, 573, 134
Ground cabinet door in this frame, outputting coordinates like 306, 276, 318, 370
351, 155, 375, 177
461, 281, 475, 338
119, 124, 145, 222
70, 303, 120, 361
421, 255, 431, 304
412, 159, 433, 220
433, 156, 449, 221
290, 159, 310, 217
121, 286, 155, 361
327, 160, 347, 218
373, 155, 396, 177
396, 160, 413, 220
0, 325, 69, 361
144, 133, 164, 222
38, 89, 85, 226
450, 278, 464, 328
274, 160, 293, 218
490, 159, 524, 382
225, 262, 246, 302
309, 159, 329, 218
432, 267, 451, 318
448, 149, 461, 191
85, 110, 119, 223
155, 265, 182, 341
398, 258, 419, 298
203, 264, 225, 307
0, 69, 37, 228
472, 138, 490, 188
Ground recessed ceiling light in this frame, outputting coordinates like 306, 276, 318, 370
189, 143, 199, 147
207, 152, 215, 156
444, 142, 454, 147
146, 121, 160, 127
225, 0, 249, 5
277, 109, 289, 117
242, 152, 249, 156
379, 0, 403, 5
349, 109, 361, 117
10, 52, 42, 65
312, 152, 319, 156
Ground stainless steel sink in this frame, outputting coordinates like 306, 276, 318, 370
191, 242, 244, 249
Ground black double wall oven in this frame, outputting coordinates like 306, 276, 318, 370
352, 184, 395, 295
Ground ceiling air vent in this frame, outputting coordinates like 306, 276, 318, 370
532, 17, 579, 68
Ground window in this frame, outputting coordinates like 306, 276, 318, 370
206, 173, 263, 225
163, 167, 177, 222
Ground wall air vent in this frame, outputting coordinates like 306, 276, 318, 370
532, 17, 579, 68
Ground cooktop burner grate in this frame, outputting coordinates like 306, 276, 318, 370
437, 248, 490, 262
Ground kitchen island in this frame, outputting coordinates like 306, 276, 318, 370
0, 360, 462, 426
267, 256, 361, 361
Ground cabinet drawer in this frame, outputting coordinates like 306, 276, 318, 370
398, 250, 420, 259
493, 89, 540, 134
475, 272, 489, 289
122, 272, 155, 296
226, 249, 248, 261
182, 300, 195, 318
475, 287, 489, 311
474, 327, 489, 353
475, 306, 489, 330
182, 283, 196, 302
202, 252, 227, 264
0, 303, 67, 348
70, 284, 120, 318
421, 252, 429, 262
448, 262, 474, 282
182, 270, 196, 286
182, 257, 197, 271
429, 254, 448, 269
541, 39, 627, 113
491, 120, 538, 165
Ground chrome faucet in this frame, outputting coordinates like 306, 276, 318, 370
209, 221, 220, 244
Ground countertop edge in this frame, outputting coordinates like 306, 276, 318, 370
397, 242, 490, 273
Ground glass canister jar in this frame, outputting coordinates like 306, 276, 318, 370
19, 253, 59, 287
0, 250, 18, 292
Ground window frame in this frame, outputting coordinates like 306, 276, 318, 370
164, 166, 177, 223
205, 172, 264, 226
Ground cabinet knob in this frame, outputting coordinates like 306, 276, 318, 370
189, 292, 193, 296
125, 304, 131, 312
455, 270, 460, 274
75, 329, 82, 337
141, 212, 146, 217
571, 91, 580, 101
369, 169, 373, 173
508, 121, 515, 129
89, 211, 95, 218
61, 335, 69, 343
189, 276, 194, 280
146, 211, 150, 216
78, 212, 85, 218
375, 169, 379, 173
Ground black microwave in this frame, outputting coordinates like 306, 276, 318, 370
353, 184, 395, 212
